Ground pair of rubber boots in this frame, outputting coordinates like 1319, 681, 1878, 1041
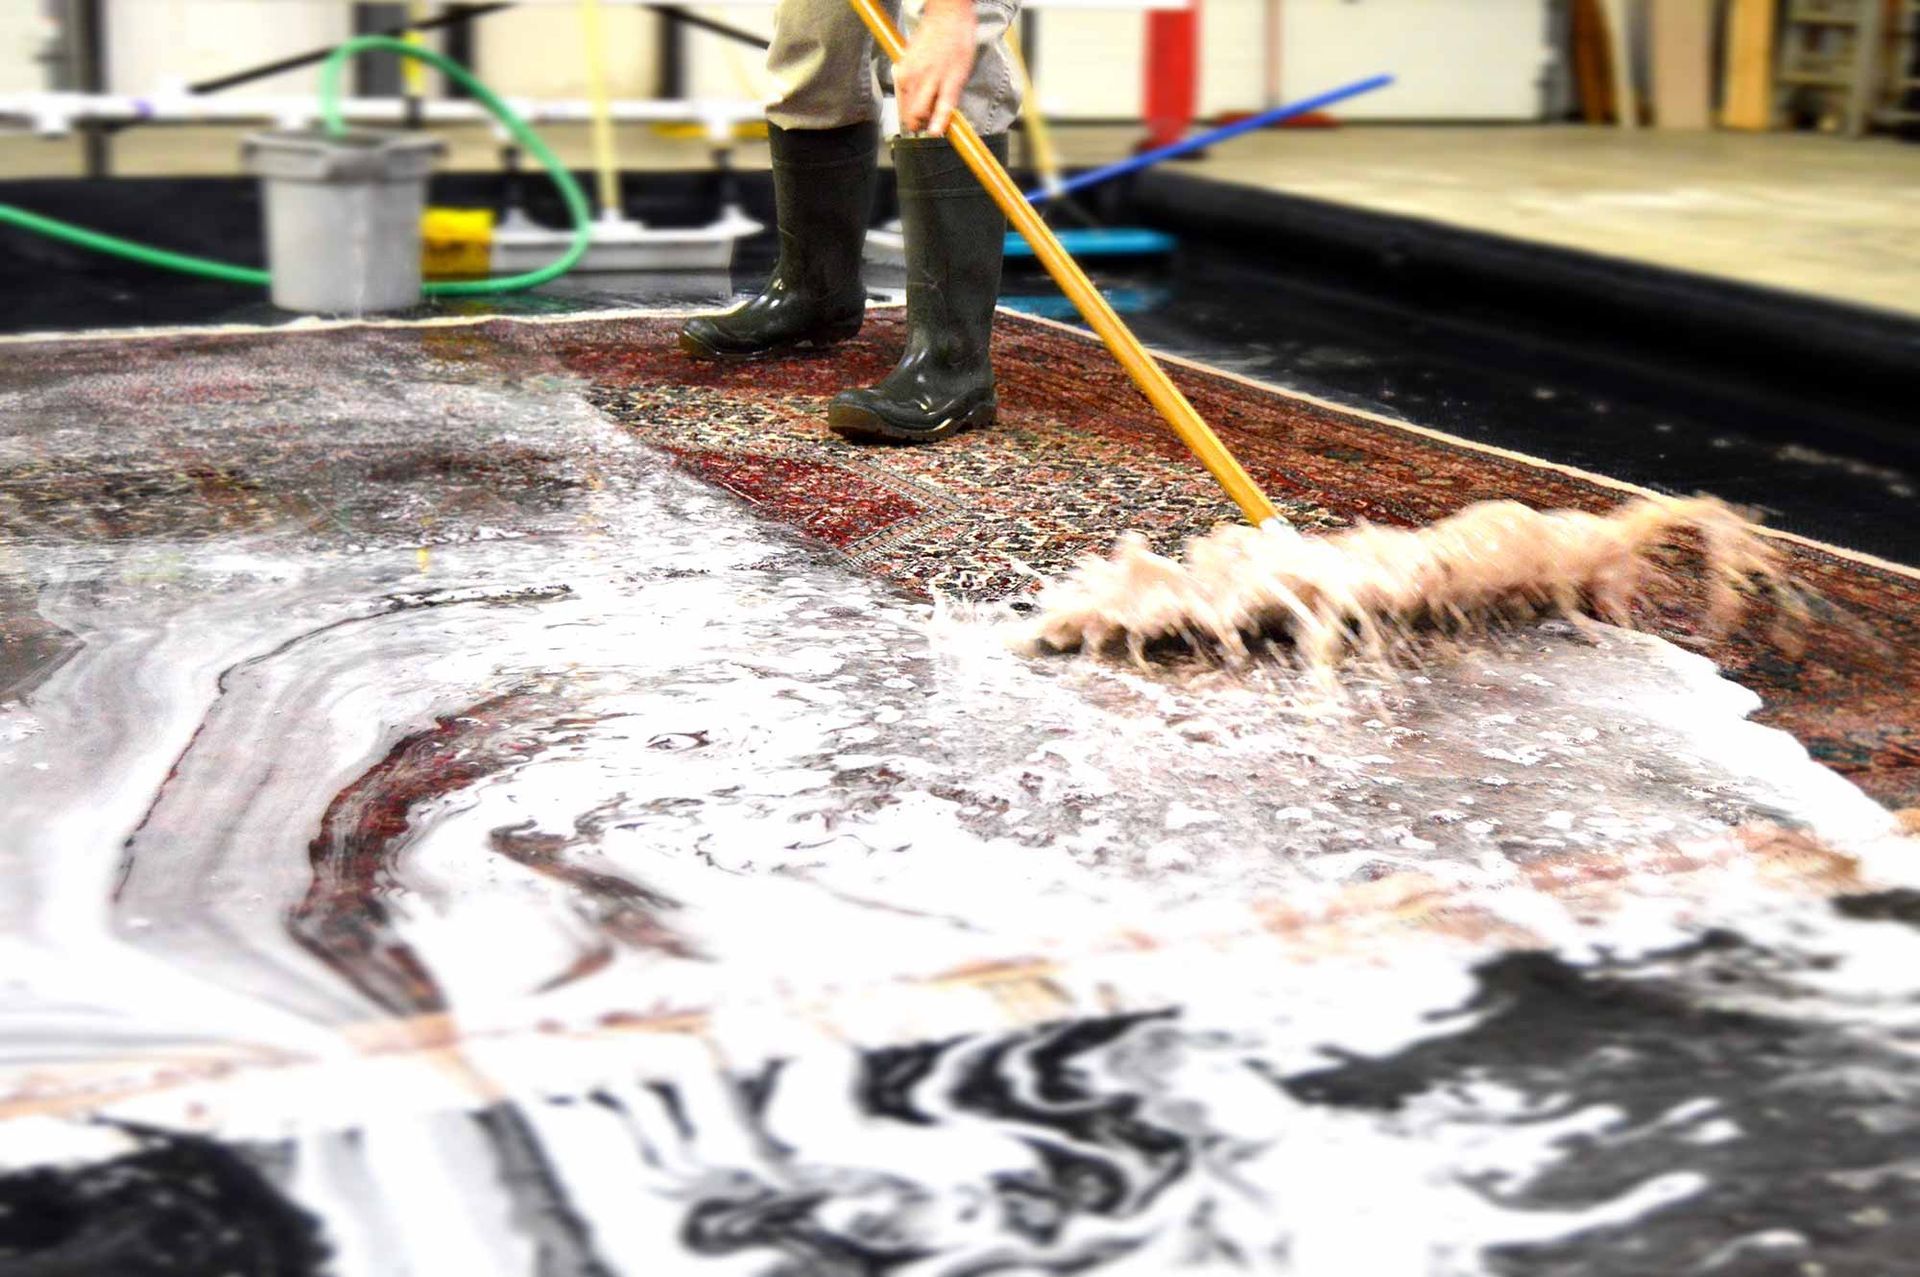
679, 120, 1006, 444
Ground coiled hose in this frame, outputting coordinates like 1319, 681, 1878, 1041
0, 35, 592, 296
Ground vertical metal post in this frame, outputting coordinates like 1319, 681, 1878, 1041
1016, 10, 1037, 171
658, 10, 686, 98
353, 3, 408, 98
66, 0, 110, 177
442, 4, 480, 98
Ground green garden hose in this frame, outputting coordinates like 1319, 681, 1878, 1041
0, 36, 592, 297
0, 202, 274, 286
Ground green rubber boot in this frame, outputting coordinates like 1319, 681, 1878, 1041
679, 120, 877, 360
828, 133, 1008, 444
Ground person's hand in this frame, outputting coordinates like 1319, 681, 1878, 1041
894, 0, 977, 135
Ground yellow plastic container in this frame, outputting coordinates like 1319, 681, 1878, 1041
421, 207, 494, 279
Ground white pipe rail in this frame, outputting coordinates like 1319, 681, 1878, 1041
0, 92, 765, 143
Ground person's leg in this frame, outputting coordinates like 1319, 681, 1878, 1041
764, 0, 884, 131
827, 0, 1021, 442
678, 0, 885, 360
946, 0, 1022, 138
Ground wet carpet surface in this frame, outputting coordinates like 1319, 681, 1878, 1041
562, 311, 1920, 812
3, 311, 1919, 1276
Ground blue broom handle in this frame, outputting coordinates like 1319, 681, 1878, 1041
1027, 73, 1395, 204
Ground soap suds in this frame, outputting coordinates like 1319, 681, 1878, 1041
1028, 495, 1795, 670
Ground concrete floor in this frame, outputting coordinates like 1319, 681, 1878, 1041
4, 122, 1917, 317
1130, 126, 1920, 320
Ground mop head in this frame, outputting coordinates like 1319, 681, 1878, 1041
1027, 495, 1796, 668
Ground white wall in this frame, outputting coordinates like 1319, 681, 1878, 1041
105, 0, 351, 95
1022, 13, 1144, 118
473, 4, 660, 99
0, 3, 52, 93
1278, 0, 1550, 120
97, 1, 661, 103
1198, 0, 1269, 116
680, 6, 776, 105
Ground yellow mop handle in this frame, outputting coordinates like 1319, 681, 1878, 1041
849, 0, 1279, 527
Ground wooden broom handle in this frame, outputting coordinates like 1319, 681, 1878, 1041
849, 0, 1281, 527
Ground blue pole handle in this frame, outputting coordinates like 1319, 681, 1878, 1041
1028, 73, 1395, 204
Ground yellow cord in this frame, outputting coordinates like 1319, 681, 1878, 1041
403, 1, 429, 100
1007, 34, 1063, 195
579, 0, 623, 218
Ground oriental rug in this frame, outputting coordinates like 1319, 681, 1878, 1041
4, 310, 1919, 1275
4, 308, 1915, 815
539, 310, 1920, 813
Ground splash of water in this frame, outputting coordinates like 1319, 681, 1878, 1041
1026, 495, 1795, 672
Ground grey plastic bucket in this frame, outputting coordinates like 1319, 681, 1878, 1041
243, 129, 445, 314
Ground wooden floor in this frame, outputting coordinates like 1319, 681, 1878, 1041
5, 122, 1917, 318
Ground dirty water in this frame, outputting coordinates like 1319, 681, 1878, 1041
1, 325, 1917, 1276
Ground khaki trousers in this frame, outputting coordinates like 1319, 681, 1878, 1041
766, 0, 1022, 134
